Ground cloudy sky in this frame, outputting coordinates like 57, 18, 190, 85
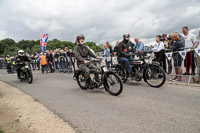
0, 0, 200, 45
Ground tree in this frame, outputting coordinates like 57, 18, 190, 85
0, 38, 103, 57
0, 38, 17, 57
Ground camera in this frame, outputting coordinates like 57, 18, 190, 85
160, 37, 171, 41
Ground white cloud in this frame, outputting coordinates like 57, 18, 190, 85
0, 0, 200, 45
0, 30, 7, 40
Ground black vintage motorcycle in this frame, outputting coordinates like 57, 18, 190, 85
112, 52, 166, 88
16, 61, 33, 84
75, 59, 123, 96
10, 61, 17, 74
6, 62, 12, 74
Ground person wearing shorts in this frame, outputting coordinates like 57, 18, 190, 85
173, 53, 183, 68
170, 33, 185, 82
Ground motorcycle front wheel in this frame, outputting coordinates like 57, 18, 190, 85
27, 70, 33, 84
103, 72, 123, 96
145, 64, 166, 88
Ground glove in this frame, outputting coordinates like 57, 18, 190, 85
125, 53, 130, 57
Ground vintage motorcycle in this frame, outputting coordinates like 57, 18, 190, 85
75, 59, 123, 96
16, 61, 33, 84
112, 52, 166, 88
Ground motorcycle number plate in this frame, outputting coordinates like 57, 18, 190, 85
25, 66, 29, 68
103, 67, 107, 72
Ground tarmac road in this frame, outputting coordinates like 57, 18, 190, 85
0, 69, 200, 133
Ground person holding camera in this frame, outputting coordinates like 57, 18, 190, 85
152, 35, 165, 68
170, 33, 185, 82
162, 34, 172, 74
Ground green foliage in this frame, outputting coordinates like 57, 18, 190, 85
0, 38, 103, 57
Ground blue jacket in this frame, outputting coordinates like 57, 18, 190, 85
135, 41, 145, 52
104, 48, 110, 57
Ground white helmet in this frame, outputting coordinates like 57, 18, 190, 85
18, 50, 24, 56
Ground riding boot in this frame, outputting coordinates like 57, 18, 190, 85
17, 71, 20, 79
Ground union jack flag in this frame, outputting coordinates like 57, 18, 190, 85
40, 34, 49, 54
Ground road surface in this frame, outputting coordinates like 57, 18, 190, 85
0, 70, 200, 133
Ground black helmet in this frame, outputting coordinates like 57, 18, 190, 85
76, 34, 85, 42
123, 33, 130, 40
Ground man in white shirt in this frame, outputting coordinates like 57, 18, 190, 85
152, 35, 165, 53
152, 35, 165, 71
196, 30, 200, 46
182, 26, 198, 75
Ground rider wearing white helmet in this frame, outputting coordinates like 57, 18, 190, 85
18, 50, 25, 56
16, 50, 30, 79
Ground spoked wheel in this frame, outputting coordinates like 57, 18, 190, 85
104, 72, 123, 96
11, 67, 14, 74
145, 64, 166, 88
19, 73, 23, 81
77, 73, 88, 90
27, 70, 33, 84
115, 66, 127, 83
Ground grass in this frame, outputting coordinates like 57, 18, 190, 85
0, 129, 4, 133
14, 119, 20, 123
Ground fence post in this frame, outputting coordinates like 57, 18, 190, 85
199, 56, 200, 83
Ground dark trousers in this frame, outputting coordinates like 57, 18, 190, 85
48, 62, 54, 72
64, 59, 69, 71
17, 68, 21, 78
119, 57, 134, 73
78, 63, 98, 75
71, 58, 75, 71
167, 59, 172, 73
110, 55, 113, 65
36, 60, 40, 70
184, 50, 196, 73
78, 62, 99, 81
31, 63, 35, 70
6, 63, 11, 72
31, 60, 36, 70
59, 61, 65, 72
54, 61, 59, 70
16, 65, 23, 78
105, 59, 111, 68
154, 50, 166, 72
162, 55, 166, 73
41, 64, 47, 73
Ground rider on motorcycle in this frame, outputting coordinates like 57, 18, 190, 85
118, 34, 135, 77
74, 34, 100, 82
15, 50, 30, 79
5, 55, 12, 73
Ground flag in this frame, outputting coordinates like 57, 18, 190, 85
165, 52, 172, 60
195, 46, 200, 56
40, 34, 49, 54
179, 51, 186, 59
